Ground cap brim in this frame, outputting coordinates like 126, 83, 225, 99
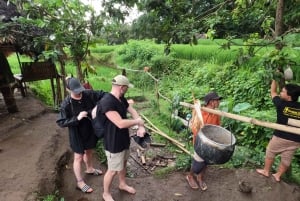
72, 86, 85, 94
128, 83, 134, 88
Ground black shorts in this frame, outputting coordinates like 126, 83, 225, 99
191, 158, 206, 174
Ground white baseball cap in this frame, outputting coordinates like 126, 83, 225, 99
112, 75, 134, 88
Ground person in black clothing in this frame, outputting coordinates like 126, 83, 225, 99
56, 77, 105, 193
256, 80, 300, 182
99, 75, 146, 201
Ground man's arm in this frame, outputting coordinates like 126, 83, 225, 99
105, 110, 143, 129
270, 80, 278, 99
127, 104, 146, 136
127, 104, 140, 119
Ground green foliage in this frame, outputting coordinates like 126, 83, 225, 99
129, 72, 154, 93
223, 108, 275, 151
90, 45, 119, 54
150, 55, 180, 76
170, 43, 238, 62
225, 146, 266, 168
169, 118, 185, 134
95, 139, 107, 164
132, 0, 216, 44
116, 40, 162, 68
153, 166, 177, 179
38, 190, 64, 201
175, 152, 192, 171
29, 80, 57, 106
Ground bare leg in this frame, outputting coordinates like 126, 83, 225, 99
73, 153, 84, 181
83, 149, 94, 172
272, 163, 288, 182
118, 160, 136, 194
256, 157, 274, 177
74, 153, 93, 192
197, 167, 207, 191
103, 170, 117, 201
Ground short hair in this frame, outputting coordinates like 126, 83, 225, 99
285, 84, 300, 102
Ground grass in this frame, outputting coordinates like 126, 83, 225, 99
171, 43, 239, 62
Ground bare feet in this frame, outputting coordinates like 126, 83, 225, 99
256, 169, 269, 177
272, 173, 281, 182
186, 175, 199, 189
119, 184, 136, 194
103, 193, 114, 201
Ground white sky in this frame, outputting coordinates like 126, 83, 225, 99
81, 0, 141, 23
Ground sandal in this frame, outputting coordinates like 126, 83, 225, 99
199, 181, 207, 191
85, 168, 103, 176
186, 175, 199, 189
76, 181, 93, 193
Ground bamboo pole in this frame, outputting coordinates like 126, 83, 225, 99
141, 114, 192, 155
180, 101, 300, 135
144, 124, 191, 155
144, 124, 185, 148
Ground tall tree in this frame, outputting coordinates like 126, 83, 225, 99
275, 0, 284, 37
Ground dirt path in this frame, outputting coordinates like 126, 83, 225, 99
1, 91, 300, 201
0, 92, 69, 201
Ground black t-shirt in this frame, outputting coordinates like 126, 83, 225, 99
100, 93, 130, 153
273, 96, 300, 142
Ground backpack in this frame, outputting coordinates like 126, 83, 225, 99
91, 101, 106, 139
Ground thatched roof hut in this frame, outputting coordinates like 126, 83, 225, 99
0, 0, 20, 22
0, 0, 47, 57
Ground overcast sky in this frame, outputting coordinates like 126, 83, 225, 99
81, 0, 141, 23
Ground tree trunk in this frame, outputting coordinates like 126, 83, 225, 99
275, 0, 284, 37
75, 59, 84, 82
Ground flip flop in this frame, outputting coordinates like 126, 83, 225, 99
85, 168, 103, 176
199, 181, 207, 191
186, 175, 199, 189
76, 184, 93, 193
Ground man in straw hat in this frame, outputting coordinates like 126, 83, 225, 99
186, 91, 222, 190
99, 75, 146, 201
